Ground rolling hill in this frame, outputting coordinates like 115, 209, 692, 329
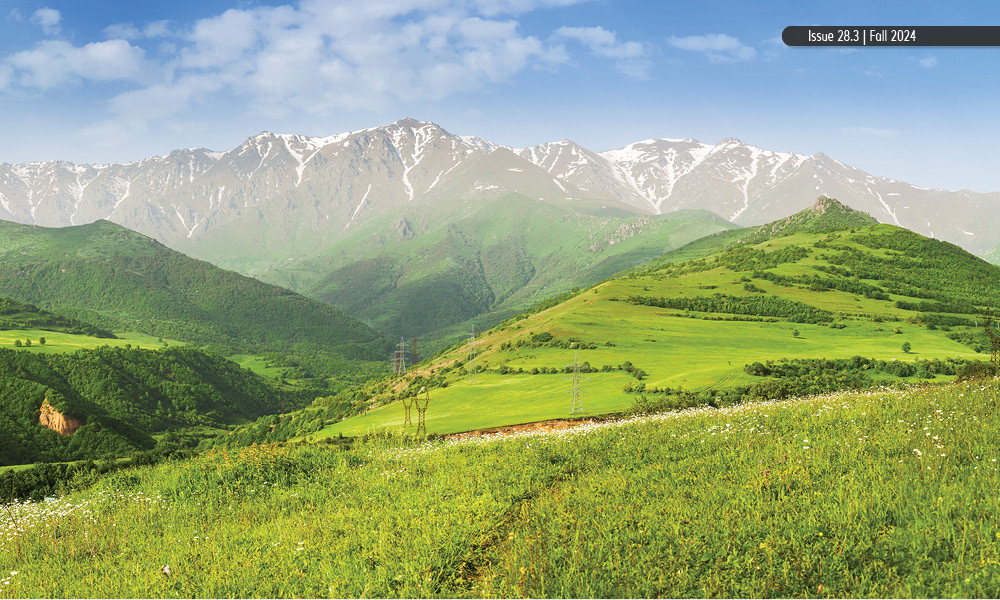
0, 219, 392, 387
258, 195, 737, 340
305, 197, 999, 438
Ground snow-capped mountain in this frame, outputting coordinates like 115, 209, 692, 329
0, 118, 997, 261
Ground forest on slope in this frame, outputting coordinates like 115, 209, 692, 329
0, 219, 393, 387
0, 344, 314, 466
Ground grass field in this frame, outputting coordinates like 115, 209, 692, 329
3, 378, 1000, 597
226, 354, 287, 379
315, 219, 992, 440
0, 329, 181, 353
317, 371, 633, 437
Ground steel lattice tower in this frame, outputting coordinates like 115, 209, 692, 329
392, 337, 408, 375
565, 349, 587, 414
985, 313, 1000, 366
402, 396, 414, 427
468, 326, 478, 384
415, 387, 430, 436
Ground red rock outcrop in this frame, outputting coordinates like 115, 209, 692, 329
39, 399, 83, 435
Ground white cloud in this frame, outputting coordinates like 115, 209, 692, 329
104, 23, 142, 40
7, 40, 149, 89
841, 126, 898, 138
30, 7, 61, 36
104, 20, 173, 41
1, 0, 637, 146
668, 33, 756, 63
553, 25, 650, 79
917, 56, 938, 68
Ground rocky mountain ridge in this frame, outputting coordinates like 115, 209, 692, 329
0, 118, 996, 262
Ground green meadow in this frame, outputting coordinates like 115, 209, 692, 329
0, 329, 180, 353
4, 378, 1000, 598
319, 371, 633, 437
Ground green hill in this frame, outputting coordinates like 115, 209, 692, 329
312, 197, 999, 438
0, 344, 313, 466
248, 194, 738, 341
0, 219, 392, 387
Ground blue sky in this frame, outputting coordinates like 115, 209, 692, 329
1, 0, 998, 192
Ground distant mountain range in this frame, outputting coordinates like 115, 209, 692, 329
1, 118, 996, 254
1, 118, 997, 339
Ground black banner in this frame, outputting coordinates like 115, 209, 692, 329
782, 26, 1000, 47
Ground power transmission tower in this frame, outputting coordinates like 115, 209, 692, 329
565, 349, 588, 414
468, 325, 478, 384
392, 337, 408, 375
401, 395, 414, 427
984, 312, 1000, 366
415, 387, 430, 436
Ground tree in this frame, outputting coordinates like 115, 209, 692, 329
39, 337, 46, 345
793, 329, 800, 338
14, 339, 22, 347
24, 339, 31, 347
902, 341, 912, 354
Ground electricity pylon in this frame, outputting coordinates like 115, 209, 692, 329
415, 387, 430, 436
392, 337, 408, 375
468, 326, 478, 384
402, 396, 414, 427
985, 312, 1000, 366
565, 349, 587, 414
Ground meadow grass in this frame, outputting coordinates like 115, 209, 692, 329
0, 329, 180, 354
227, 354, 287, 379
3, 378, 1000, 597
316, 371, 633, 437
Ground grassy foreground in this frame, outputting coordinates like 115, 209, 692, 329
3, 379, 1000, 598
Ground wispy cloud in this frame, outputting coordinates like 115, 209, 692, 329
30, 8, 61, 36
668, 33, 756, 63
553, 26, 650, 79
916, 56, 938, 69
861, 65, 884, 79
841, 126, 898, 138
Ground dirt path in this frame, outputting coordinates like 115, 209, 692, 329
445, 415, 619, 440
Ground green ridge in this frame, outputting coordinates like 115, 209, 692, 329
0, 219, 393, 386
310, 197, 999, 438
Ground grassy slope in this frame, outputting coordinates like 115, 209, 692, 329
320, 200, 997, 437
0, 219, 391, 381
253, 194, 737, 340
5, 379, 1000, 597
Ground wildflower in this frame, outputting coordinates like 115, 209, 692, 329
913, 449, 923, 456
161, 565, 171, 576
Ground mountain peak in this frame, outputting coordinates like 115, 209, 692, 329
391, 117, 434, 129
748, 196, 878, 242
811, 195, 847, 214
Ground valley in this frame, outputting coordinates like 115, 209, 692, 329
2, 142, 999, 600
